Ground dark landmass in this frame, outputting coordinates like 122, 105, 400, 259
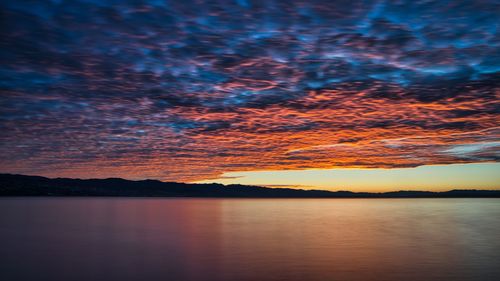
1, 174, 499, 198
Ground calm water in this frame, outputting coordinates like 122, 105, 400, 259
1, 198, 499, 281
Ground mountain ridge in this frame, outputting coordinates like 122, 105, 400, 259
1, 173, 499, 198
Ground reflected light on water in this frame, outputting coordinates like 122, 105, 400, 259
1, 198, 499, 281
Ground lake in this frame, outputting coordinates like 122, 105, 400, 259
1, 198, 499, 281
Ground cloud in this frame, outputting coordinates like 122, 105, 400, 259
0, 0, 499, 181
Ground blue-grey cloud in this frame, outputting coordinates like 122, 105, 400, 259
0, 0, 499, 181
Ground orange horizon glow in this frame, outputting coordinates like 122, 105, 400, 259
195, 163, 500, 192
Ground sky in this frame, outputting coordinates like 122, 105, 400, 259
0, 0, 499, 191
196, 163, 500, 192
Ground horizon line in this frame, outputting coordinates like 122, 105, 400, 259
1, 173, 499, 194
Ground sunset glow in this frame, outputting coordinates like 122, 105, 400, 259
197, 163, 500, 192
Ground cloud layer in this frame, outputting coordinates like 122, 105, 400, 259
1, 0, 499, 181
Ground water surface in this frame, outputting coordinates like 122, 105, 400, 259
1, 198, 499, 281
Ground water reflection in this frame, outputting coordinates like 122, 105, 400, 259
1, 198, 499, 281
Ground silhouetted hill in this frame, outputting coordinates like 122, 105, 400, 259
1, 174, 499, 198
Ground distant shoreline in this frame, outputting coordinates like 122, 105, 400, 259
1, 174, 500, 198
1, 196, 500, 200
